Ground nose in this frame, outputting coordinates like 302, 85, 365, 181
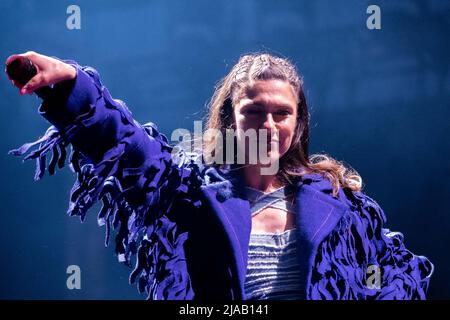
262, 112, 276, 130
261, 113, 278, 140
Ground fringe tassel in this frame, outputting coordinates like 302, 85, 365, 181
308, 188, 434, 300
10, 105, 200, 300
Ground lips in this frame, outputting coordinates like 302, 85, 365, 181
266, 140, 279, 151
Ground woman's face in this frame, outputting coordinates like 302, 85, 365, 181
233, 79, 298, 168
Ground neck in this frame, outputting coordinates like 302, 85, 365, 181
240, 164, 283, 193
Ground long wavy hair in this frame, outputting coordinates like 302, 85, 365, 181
202, 53, 362, 197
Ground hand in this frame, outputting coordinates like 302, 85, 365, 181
5, 51, 77, 95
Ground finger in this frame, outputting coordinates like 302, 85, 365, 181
22, 51, 44, 72
20, 86, 34, 95
22, 73, 45, 94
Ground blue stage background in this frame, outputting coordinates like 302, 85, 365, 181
0, 0, 448, 299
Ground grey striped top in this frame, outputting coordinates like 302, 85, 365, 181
245, 229, 303, 300
243, 185, 304, 300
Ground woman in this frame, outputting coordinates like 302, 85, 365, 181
6, 51, 433, 300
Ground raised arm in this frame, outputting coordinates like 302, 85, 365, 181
6, 51, 203, 299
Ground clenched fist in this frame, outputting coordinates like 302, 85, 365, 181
5, 51, 76, 95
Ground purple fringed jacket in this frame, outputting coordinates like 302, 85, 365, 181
10, 58, 434, 300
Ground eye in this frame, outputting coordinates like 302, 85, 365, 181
276, 109, 291, 116
245, 108, 262, 115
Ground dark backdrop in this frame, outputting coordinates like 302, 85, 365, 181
0, 0, 448, 299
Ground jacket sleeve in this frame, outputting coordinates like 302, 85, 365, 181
355, 192, 434, 300
9, 58, 204, 299
309, 189, 434, 300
